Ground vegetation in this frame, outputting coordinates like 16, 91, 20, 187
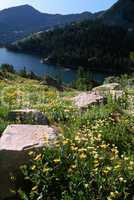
0, 67, 133, 199
72, 67, 99, 91
9, 20, 134, 73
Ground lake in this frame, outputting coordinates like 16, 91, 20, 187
0, 47, 107, 84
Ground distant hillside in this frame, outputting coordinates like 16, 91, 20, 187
99, 0, 134, 28
1, 0, 134, 44
0, 5, 93, 44
9, 20, 134, 73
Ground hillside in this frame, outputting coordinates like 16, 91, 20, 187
0, 69, 133, 199
99, 0, 134, 28
0, 5, 93, 44
9, 20, 134, 73
1, 0, 134, 44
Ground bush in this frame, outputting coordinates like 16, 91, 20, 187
0, 64, 15, 73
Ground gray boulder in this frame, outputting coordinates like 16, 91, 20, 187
92, 83, 124, 99
92, 83, 120, 92
0, 124, 58, 200
8, 109, 49, 125
73, 91, 105, 110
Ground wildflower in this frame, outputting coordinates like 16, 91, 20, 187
43, 166, 51, 173
70, 165, 77, 169
119, 177, 124, 182
94, 160, 99, 167
129, 161, 134, 166
110, 191, 119, 198
79, 153, 87, 160
28, 151, 34, 156
114, 165, 120, 170
78, 148, 87, 152
103, 166, 112, 175
94, 153, 99, 159
32, 186, 38, 191
74, 135, 81, 142
71, 146, 78, 151
110, 192, 116, 198
124, 157, 129, 161
31, 165, 36, 170
84, 184, 88, 188
34, 154, 42, 161
63, 139, 69, 145
111, 147, 119, 155
128, 166, 133, 170
93, 168, 98, 173
87, 146, 94, 150
53, 158, 61, 164
100, 144, 108, 149
10, 176, 15, 180
107, 197, 112, 200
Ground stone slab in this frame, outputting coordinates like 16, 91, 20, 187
0, 125, 58, 199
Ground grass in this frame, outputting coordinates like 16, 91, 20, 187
0, 73, 134, 199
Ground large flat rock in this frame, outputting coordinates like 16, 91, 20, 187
0, 125, 56, 151
0, 125, 58, 199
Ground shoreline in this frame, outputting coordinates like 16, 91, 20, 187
5, 46, 134, 76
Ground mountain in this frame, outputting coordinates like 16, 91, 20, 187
0, 4, 93, 44
1, 0, 134, 44
99, 0, 134, 28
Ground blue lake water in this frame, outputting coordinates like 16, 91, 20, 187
0, 47, 107, 83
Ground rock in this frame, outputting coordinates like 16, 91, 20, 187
73, 91, 105, 110
93, 83, 120, 93
0, 125, 58, 200
110, 90, 124, 100
92, 83, 124, 99
8, 109, 49, 125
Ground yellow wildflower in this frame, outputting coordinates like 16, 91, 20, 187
84, 184, 88, 188
110, 192, 116, 198
70, 165, 77, 169
114, 165, 120, 170
31, 165, 36, 170
34, 154, 42, 161
78, 148, 87, 152
100, 144, 108, 149
63, 139, 69, 145
79, 153, 87, 160
119, 177, 124, 182
28, 151, 34, 156
124, 157, 129, 161
53, 158, 61, 164
75, 135, 81, 142
43, 166, 50, 173
32, 186, 38, 191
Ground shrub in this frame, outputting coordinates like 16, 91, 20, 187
0, 64, 15, 73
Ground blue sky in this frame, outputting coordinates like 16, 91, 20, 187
0, 0, 117, 14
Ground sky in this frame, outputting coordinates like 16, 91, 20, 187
0, 0, 118, 14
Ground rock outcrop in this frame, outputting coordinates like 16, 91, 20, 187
0, 124, 58, 199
